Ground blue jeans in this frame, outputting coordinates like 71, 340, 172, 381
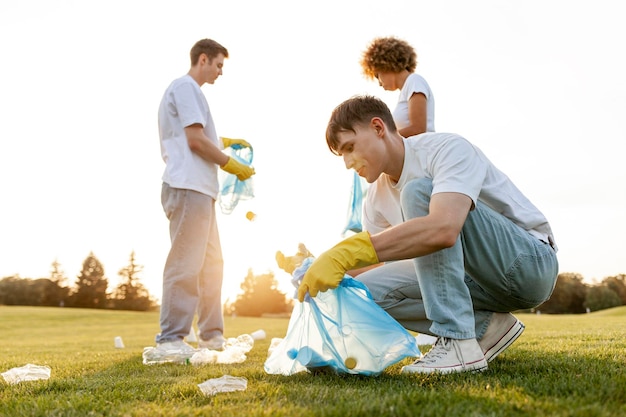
156, 183, 224, 344
357, 178, 558, 339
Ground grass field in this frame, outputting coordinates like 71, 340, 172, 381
1, 305, 625, 417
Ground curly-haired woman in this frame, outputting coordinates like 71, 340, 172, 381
360, 36, 435, 137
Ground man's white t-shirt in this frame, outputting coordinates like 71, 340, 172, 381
158, 74, 220, 198
363, 72, 435, 234
385, 132, 556, 244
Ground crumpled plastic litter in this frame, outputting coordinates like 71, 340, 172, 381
2, 364, 51, 384
142, 334, 255, 365
190, 334, 254, 365
142, 345, 195, 365
197, 375, 247, 396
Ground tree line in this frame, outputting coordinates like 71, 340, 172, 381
1, 252, 624, 316
0, 251, 157, 311
533, 272, 626, 314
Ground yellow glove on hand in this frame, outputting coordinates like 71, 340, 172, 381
221, 157, 255, 181
297, 231, 379, 302
221, 137, 251, 148
276, 243, 314, 274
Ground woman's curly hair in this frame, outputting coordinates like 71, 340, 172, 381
360, 37, 418, 80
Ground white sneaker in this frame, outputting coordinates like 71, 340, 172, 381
478, 313, 525, 362
198, 335, 226, 351
401, 337, 488, 374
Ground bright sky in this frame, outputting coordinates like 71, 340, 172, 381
1, 0, 624, 304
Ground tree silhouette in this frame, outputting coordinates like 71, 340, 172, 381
0, 275, 30, 305
537, 272, 588, 314
70, 252, 108, 308
111, 251, 155, 311
584, 285, 622, 312
44, 259, 70, 306
602, 274, 626, 305
230, 269, 293, 317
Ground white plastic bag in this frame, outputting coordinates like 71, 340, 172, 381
2, 364, 51, 384
197, 375, 247, 396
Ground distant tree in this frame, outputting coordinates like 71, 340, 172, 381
30, 278, 63, 306
537, 272, 588, 314
70, 252, 108, 309
602, 274, 626, 305
44, 259, 70, 306
584, 285, 622, 312
231, 269, 292, 317
111, 251, 155, 311
0, 275, 31, 305
49, 259, 68, 287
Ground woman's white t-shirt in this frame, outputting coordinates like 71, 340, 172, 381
393, 72, 435, 132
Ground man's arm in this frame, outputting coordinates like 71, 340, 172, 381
296, 192, 473, 302
398, 92, 427, 138
185, 124, 229, 166
372, 192, 473, 262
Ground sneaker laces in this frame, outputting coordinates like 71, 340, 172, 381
418, 337, 450, 363
415, 337, 467, 367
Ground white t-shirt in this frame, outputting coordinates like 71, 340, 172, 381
362, 175, 404, 235
158, 74, 220, 198
392, 132, 555, 244
363, 72, 435, 234
393, 73, 435, 132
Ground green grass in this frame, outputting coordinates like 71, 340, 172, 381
1, 306, 625, 417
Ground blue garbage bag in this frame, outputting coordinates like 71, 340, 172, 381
342, 171, 367, 235
264, 258, 420, 376
218, 145, 254, 215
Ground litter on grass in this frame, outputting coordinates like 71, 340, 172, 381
197, 375, 247, 396
142, 334, 255, 365
2, 364, 51, 384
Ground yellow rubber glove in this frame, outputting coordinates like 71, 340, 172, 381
221, 137, 251, 148
276, 243, 314, 274
220, 157, 255, 181
297, 231, 379, 302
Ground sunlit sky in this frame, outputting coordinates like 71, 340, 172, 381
1, 0, 624, 304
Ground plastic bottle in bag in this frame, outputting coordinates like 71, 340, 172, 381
142, 347, 193, 365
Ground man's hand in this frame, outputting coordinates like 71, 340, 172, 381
221, 157, 255, 180
222, 137, 251, 149
276, 243, 314, 274
297, 231, 379, 302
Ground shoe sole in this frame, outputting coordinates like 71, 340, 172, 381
483, 319, 525, 362
401, 358, 488, 375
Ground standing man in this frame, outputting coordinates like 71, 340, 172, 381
298, 95, 558, 374
155, 39, 255, 354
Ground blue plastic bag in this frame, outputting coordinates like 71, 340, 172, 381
342, 171, 368, 235
218, 145, 254, 215
264, 258, 420, 376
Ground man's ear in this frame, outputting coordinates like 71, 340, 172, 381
370, 117, 386, 137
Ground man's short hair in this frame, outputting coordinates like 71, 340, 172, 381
190, 39, 229, 66
326, 95, 397, 155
